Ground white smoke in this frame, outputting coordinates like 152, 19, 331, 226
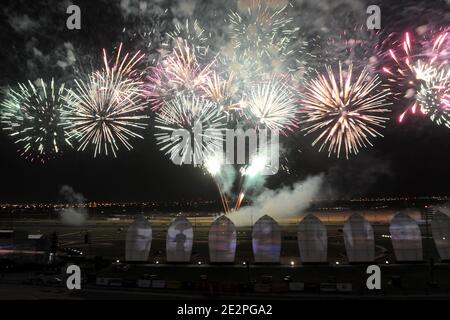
228, 174, 324, 226
58, 185, 88, 226
219, 165, 237, 195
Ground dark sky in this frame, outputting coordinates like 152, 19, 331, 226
0, 0, 449, 203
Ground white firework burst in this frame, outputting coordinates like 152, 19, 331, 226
243, 79, 299, 132
1, 78, 72, 162
154, 94, 226, 165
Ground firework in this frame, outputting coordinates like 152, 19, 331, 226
228, 0, 305, 78
324, 26, 388, 72
244, 154, 268, 177
242, 79, 299, 132
199, 71, 239, 109
229, 0, 297, 60
204, 154, 231, 214
417, 68, 450, 128
164, 19, 210, 58
235, 152, 270, 210
154, 94, 226, 165
420, 28, 450, 65
301, 63, 391, 159
146, 40, 213, 110
383, 30, 449, 122
63, 45, 148, 157
121, 10, 168, 66
0, 78, 72, 162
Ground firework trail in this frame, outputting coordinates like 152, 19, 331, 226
383, 30, 449, 122
63, 44, 148, 157
204, 154, 232, 214
146, 39, 214, 111
301, 63, 391, 159
417, 68, 450, 129
242, 79, 299, 133
154, 94, 226, 166
234, 153, 268, 210
1, 78, 72, 163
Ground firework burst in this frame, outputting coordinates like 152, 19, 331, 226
242, 79, 299, 132
1, 78, 72, 163
417, 68, 450, 128
154, 94, 226, 165
301, 63, 391, 158
229, 0, 296, 59
228, 0, 305, 77
146, 40, 213, 110
383, 30, 449, 122
200, 71, 239, 110
164, 19, 210, 59
63, 45, 148, 157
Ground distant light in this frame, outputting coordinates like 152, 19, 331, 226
198, 261, 202, 265
80, 252, 83, 255
155, 260, 159, 264
335, 261, 340, 265
385, 260, 389, 264
116, 260, 120, 263
443, 237, 446, 240
242, 262, 246, 265
290, 261, 295, 266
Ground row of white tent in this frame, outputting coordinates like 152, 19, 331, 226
125, 212, 450, 264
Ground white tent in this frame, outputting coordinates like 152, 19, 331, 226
166, 216, 193, 263
431, 212, 450, 261
209, 215, 237, 263
343, 214, 375, 263
252, 215, 281, 263
390, 212, 423, 262
125, 216, 152, 262
297, 214, 327, 263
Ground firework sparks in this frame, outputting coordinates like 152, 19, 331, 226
324, 26, 387, 73
0, 78, 72, 163
154, 94, 226, 165
383, 30, 449, 122
204, 154, 231, 214
243, 154, 268, 177
417, 68, 450, 129
227, 0, 305, 78
63, 45, 148, 157
164, 19, 210, 58
146, 39, 214, 110
243, 79, 299, 132
200, 71, 238, 108
301, 63, 391, 159
229, 0, 297, 60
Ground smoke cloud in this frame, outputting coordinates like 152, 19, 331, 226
58, 185, 88, 226
228, 174, 324, 226
219, 165, 237, 195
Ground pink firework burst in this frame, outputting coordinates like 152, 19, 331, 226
145, 39, 214, 111
383, 29, 449, 123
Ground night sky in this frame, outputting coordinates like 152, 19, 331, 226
0, 0, 449, 203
